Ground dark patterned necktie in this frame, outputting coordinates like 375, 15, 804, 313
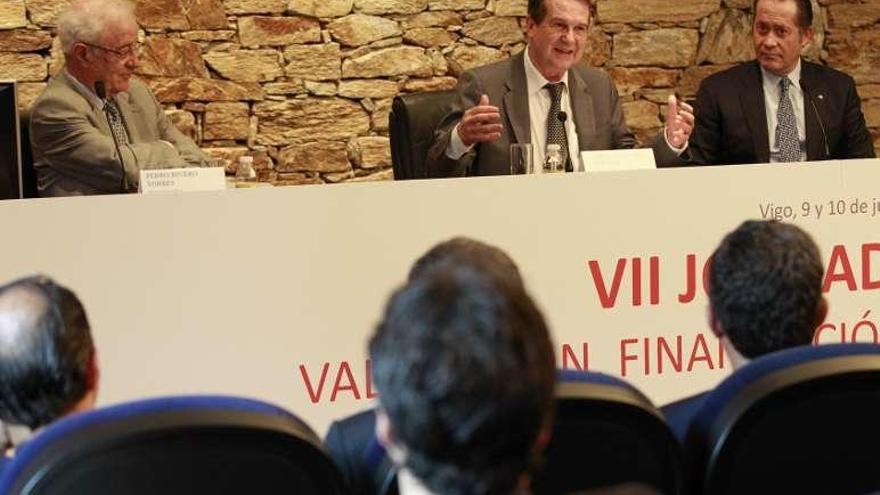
104, 99, 130, 146
545, 82, 572, 172
775, 77, 800, 163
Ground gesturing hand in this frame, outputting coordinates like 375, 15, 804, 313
665, 94, 695, 149
457, 94, 503, 147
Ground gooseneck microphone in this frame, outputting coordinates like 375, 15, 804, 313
557, 111, 574, 172
800, 80, 830, 160
95, 81, 129, 191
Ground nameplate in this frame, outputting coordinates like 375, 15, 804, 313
581, 148, 656, 172
140, 167, 226, 194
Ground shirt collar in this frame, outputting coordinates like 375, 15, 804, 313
523, 44, 569, 97
760, 58, 802, 92
64, 69, 107, 110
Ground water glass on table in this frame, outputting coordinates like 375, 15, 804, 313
510, 143, 534, 175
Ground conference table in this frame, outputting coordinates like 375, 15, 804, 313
1, 158, 877, 434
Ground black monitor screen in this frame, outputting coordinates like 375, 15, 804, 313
0, 82, 22, 200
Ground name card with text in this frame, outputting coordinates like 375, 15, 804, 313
140, 167, 226, 194
581, 148, 656, 172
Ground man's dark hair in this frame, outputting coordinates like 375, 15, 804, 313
528, 0, 595, 25
709, 220, 824, 359
408, 237, 523, 288
371, 266, 556, 495
0, 275, 94, 430
752, 0, 813, 31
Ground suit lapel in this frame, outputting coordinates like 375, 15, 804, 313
114, 90, 141, 141
800, 61, 825, 160
739, 61, 770, 163
567, 67, 595, 150
503, 52, 530, 145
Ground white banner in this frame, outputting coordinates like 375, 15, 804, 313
1, 159, 878, 435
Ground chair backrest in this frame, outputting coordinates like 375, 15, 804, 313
0, 395, 347, 495
389, 90, 457, 180
686, 343, 880, 495
19, 109, 37, 198
532, 371, 684, 495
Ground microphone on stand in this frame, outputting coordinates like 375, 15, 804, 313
557, 111, 574, 172
95, 81, 129, 191
800, 79, 830, 160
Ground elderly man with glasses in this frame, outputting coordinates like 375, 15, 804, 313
29, 0, 208, 196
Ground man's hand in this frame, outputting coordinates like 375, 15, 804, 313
456, 94, 503, 147
665, 94, 694, 149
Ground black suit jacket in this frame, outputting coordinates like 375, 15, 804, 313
688, 60, 875, 165
324, 409, 396, 495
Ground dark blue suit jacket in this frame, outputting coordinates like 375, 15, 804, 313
660, 392, 707, 443
324, 409, 396, 495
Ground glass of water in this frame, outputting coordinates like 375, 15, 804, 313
510, 143, 534, 175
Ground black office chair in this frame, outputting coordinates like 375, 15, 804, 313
0, 395, 347, 494
388, 90, 457, 180
686, 343, 880, 495
19, 109, 38, 198
532, 371, 684, 495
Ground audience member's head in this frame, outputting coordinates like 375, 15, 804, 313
58, 0, 140, 96
371, 265, 556, 495
0, 275, 98, 432
408, 237, 523, 288
709, 220, 826, 364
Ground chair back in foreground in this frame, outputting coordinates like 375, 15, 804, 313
389, 90, 456, 180
0, 395, 346, 495
686, 343, 880, 495
532, 371, 683, 495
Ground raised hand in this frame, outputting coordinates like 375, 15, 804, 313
457, 94, 503, 147
665, 94, 695, 149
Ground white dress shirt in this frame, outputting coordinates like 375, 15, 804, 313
761, 60, 807, 162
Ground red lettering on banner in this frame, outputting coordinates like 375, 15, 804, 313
589, 258, 627, 308
862, 244, 880, 290
678, 254, 711, 304
561, 342, 590, 371
814, 310, 879, 344
365, 359, 377, 399
299, 363, 330, 404
824, 245, 858, 292
589, 256, 661, 309
619, 333, 725, 377
330, 361, 360, 401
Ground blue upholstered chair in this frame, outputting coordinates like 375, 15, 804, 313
0, 395, 346, 495
685, 343, 880, 495
532, 370, 684, 495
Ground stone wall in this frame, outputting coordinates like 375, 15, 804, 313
1, 0, 878, 184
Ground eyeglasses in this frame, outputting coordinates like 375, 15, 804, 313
81, 41, 140, 59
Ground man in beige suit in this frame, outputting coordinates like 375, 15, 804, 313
30, 0, 207, 197
426, 0, 695, 177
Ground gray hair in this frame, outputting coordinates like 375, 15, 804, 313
57, 0, 137, 56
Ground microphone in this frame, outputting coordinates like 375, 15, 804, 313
800, 80, 830, 160
556, 111, 574, 172
95, 81, 129, 191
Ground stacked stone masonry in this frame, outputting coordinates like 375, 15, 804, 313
1, 0, 878, 185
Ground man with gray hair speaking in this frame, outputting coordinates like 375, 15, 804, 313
30, 0, 207, 196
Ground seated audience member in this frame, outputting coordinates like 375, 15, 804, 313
687, 0, 874, 165
0, 276, 99, 473
370, 264, 556, 495
325, 237, 525, 495
30, 0, 208, 196
661, 220, 826, 440
425, 0, 694, 177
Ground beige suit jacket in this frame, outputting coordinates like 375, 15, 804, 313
426, 51, 682, 177
30, 72, 207, 196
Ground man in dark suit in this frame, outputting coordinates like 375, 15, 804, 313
688, 0, 875, 165
324, 237, 526, 495
426, 0, 694, 177
661, 220, 827, 441
0, 276, 99, 472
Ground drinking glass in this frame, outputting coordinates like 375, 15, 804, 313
510, 143, 534, 175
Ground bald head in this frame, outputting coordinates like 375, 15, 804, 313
0, 276, 95, 430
